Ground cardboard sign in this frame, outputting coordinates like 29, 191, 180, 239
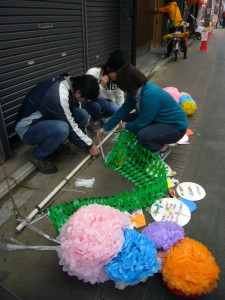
151, 198, 191, 226
176, 182, 206, 201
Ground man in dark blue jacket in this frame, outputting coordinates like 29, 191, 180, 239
15, 74, 100, 174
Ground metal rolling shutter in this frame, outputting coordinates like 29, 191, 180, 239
86, 0, 121, 68
0, 0, 121, 160
0, 0, 84, 142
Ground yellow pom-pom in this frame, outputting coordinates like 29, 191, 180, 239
180, 100, 196, 116
163, 237, 220, 297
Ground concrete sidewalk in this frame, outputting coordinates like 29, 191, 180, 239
0, 29, 225, 300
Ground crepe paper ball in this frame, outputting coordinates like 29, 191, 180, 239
179, 94, 196, 105
104, 229, 161, 285
180, 91, 191, 97
57, 204, 130, 284
180, 100, 197, 116
157, 250, 168, 273
142, 221, 184, 251
115, 278, 148, 290
163, 87, 180, 103
163, 237, 220, 297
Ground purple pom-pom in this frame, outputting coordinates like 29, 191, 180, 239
142, 221, 184, 251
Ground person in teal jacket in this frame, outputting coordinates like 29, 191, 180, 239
97, 64, 188, 160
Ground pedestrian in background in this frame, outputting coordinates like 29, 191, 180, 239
222, 11, 225, 28
97, 64, 188, 161
82, 49, 125, 133
15, 74, 100, 174
155, 0, 187, 59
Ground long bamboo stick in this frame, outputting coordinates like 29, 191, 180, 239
15, 127, 118, 232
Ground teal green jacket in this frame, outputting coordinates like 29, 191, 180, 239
103, 82, 188, 133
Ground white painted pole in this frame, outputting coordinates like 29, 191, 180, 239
15, 127, 118, 232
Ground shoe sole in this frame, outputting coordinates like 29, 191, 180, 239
30, 158, 58, 174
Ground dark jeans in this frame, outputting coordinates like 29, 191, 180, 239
167, 26, 187, 56
82, 98, 118, 122
136, 123, 186, 152
124, 112, 186, 152
22, 108, 89, 160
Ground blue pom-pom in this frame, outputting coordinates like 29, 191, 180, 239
104, 229, 161, 284
179, 94, 196, 105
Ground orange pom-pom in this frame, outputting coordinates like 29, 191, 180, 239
163, 237, 220, 297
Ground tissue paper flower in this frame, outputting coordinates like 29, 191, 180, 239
57, 204, 130, 284
104, 229, 161, 284
142, 221, 184, 251
163, 237, 220, 297
163, 87, 180, 103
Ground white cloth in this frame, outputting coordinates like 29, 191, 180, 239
86, 67, 124, 107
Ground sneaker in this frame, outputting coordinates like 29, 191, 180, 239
183, 53, 187, 59
30, 156, 58, 174
55, 143, 71, 154
90, 120, 101, 133
158, 146, 171, 161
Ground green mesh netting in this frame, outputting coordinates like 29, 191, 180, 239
48, 131, 168, 233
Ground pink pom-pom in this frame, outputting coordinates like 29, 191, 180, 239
57, 204, 130, 284
163, 87, 180, 103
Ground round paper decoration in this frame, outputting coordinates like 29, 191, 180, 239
176, 182, 206, 201
151, 198, 191, 226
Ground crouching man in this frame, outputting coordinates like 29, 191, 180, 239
15, 74, 100, 174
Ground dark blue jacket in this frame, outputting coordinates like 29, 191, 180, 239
16, 75, 92, 149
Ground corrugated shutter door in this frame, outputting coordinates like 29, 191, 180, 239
0, 0, 84, 137
86, 0, 120, 68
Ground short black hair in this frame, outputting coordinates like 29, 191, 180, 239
71, 75, 99, 101
105, 49, 125, 72
116, 64, 148, 94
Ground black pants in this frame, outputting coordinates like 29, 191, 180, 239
223, 18, 225, 28
167, 26, 187, 56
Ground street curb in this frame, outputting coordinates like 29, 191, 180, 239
0, 161, 36, 199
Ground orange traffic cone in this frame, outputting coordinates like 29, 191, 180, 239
199, 40, 207, 51
207, 31, 210, 41
199, 31, 208, 51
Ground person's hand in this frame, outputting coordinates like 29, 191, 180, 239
101, 75, 109, 87
154, 8, 158, 14
89, 144, 99, 157
119, 120, 125, 130
97, 128, 105, 139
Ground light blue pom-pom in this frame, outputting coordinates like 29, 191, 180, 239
179, 94, 196, 105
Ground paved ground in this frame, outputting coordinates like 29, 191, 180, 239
0, 29, 225, 300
